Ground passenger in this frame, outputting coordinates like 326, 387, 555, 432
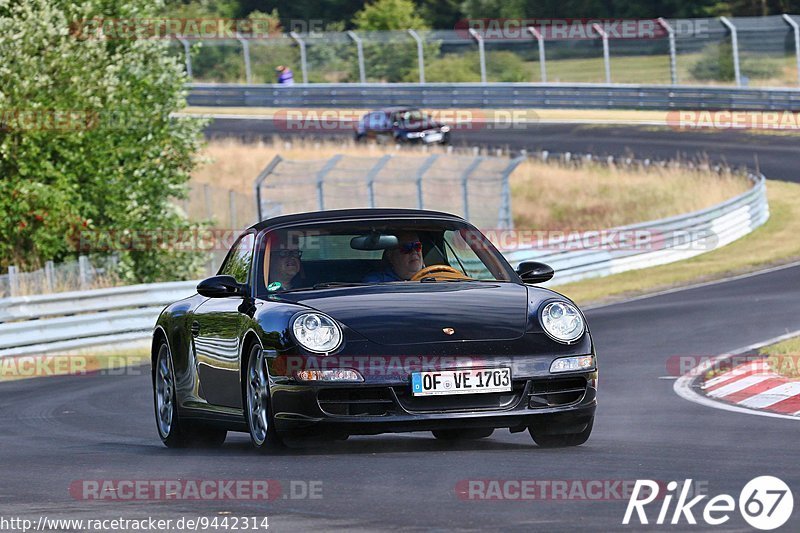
268, 243, 302, 291
363, 232, 425, 282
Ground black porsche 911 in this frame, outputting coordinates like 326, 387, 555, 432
152, 209, 597, 451
354, 107, 450, 145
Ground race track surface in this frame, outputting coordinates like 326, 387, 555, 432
204, 118, 800, 182
2, 264, 799, 531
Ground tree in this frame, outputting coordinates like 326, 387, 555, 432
0, 0, 206, 282
353, 0, 428, 31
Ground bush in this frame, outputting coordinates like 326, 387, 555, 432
0, 0, 206, 282
412, 50, 529, 83
690, 41, 781, 82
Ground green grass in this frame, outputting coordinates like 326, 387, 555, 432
761, 336, 800, 379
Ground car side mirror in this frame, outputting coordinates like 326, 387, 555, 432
516, 261, 554, 284
197, 275, 247, 298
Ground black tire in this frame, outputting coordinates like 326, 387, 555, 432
244, 344, 284, 452
153, 340, 227, 448
529, 417, 593, 448
354, 132, 365, 143
432, 428, 494, 440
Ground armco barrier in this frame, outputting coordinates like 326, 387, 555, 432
187, 83, 800, 111
0, 174, 769, 357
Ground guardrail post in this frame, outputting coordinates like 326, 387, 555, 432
235, 32, 252, 83
8, 265, 18, 298
253, 155, 283, 221
407, 29, 425, 84
499, 157, 525, 228
78, 255, 90, 289
45, 261, 55, 292
658, 18, 678, 85
720, 17, 742, 87
177, 36, 193, 79
526, 26, 547, 82
415, 154, 439, 209
783, 14, 800, 86
461, 157, 484, 221
592, 23, 612, 83
468, 28, 487, 84
315, 155, 343, 211
365, 155, 392, 208
289, 31, 309, 84
347, 31, 366, 83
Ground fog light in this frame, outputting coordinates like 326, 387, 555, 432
294, 369, 364, 382
550, 355, 594, 373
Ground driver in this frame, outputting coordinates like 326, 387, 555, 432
363, 231, 424, 282
267, 235, 303, 291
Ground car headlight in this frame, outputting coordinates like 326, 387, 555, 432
291, 312, 343, 354
540, 301, 585, 343
439, 126, 450, 132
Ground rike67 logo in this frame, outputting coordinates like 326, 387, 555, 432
623, 477, 793, 530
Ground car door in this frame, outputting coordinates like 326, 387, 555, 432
192, 232, 256, 408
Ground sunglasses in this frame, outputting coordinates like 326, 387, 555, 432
276, 250, 302, 259
398, 241, 422, 254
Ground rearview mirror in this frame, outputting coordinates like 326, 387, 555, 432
350, 233, 399, 251
516, 261, 554, 284
197, 275, 247, 298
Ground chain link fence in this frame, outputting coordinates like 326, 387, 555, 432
0, 256, 120, 299
254, 154, 522, 229
172, 16, 800, 88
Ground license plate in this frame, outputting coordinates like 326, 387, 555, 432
411, 368, 511, 396
423, 132, 443, 143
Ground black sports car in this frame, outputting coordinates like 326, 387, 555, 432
152, 209, 597, 451
354, 107, 450, 145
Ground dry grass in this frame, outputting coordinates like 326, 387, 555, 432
193, 138, 750, 231
761, 336, 800, 380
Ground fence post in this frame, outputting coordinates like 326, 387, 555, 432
720, 17, 742, 86
414, 155, 439, 209
236, 32, 252, 83
526, 26, 547, 82
229, 190, 237, 229
8, 265, 18, 298
78, 255, 90, 289
461, 157, 484, 221
365, 155, 392, 208
253, 155, 284, 221
499, 157, 525, 228
592, 23, 612, 83
468, 29, 487, 84
315, 155, 343, 211
783, 15, 800, 86
407, 29, 425, 84
347, 31, 366, 83
658, 18, 678, 85
45, 261, 55, 292
177, 36, 193, 79
289, 31, 309, 84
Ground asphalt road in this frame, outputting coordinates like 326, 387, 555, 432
204, 118, 800, 183
2, 263, 799, 531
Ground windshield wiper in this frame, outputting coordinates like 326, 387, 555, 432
312, 282, 372, 289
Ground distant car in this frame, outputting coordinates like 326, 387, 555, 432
355, 107, 450, 145
152, 209, 597, 451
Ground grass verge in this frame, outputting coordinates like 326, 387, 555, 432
554, 180, 800, 305
0, 345, 149, 383
761, 336, 800, 379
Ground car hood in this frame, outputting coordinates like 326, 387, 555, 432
277, 282, 528, 346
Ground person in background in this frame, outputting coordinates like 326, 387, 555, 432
275, 65, 294, 85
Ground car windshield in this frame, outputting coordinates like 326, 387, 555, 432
260, 219, 514, 294
394, 109, 434, 128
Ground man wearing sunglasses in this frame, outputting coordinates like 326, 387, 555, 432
267, 246, 303, 291
363, 232, 425, 282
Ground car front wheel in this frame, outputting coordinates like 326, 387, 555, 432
245, 344, 283, 452
153, 341, 226, 448
529, 417, 593, 448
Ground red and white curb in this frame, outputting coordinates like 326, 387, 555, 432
702, 360, 800, 416
674, 330, 800, 421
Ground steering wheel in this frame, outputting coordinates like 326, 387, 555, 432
410, 264, 470, 281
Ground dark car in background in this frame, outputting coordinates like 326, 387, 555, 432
355, 107, 451, 145
152, 209, 597, 452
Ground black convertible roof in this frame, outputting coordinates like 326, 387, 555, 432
250, 208, 465, 231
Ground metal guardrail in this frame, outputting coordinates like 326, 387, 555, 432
0, 174, 769, 356
188, 82, 800, 111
